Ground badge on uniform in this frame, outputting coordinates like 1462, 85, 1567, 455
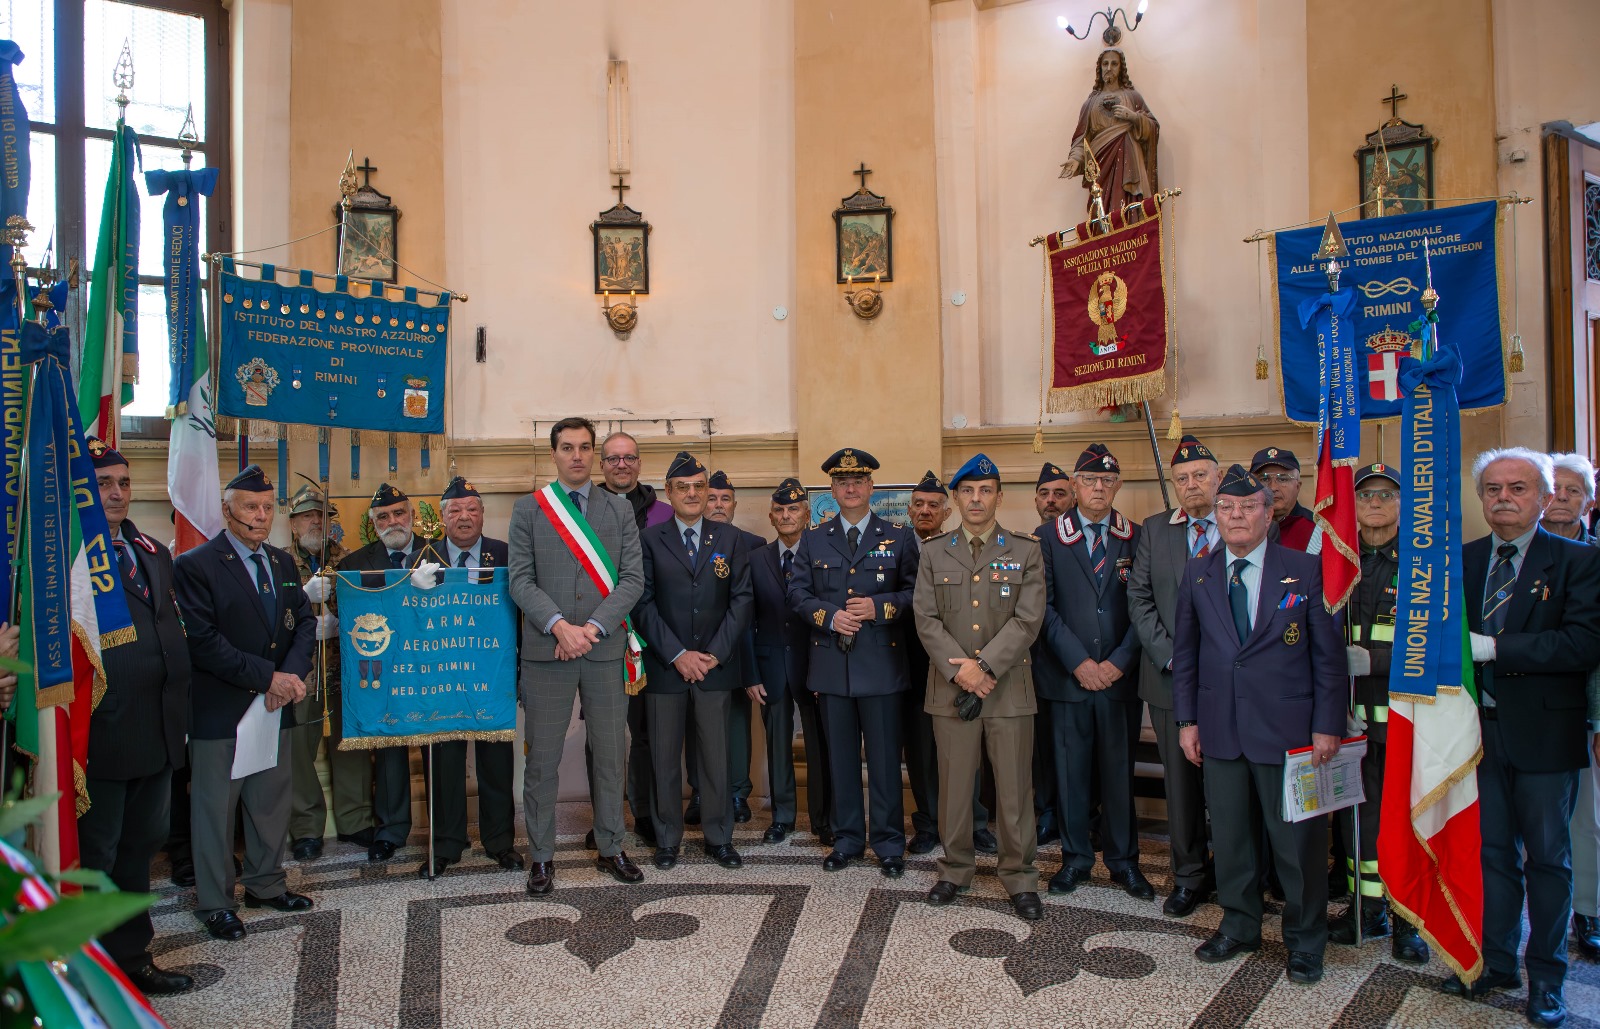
712, 553, 730, 579
285, 610, 295, 630
883, 602, 897, 620
1000, 585, 1012, 597
813, 609, 825, 627
991, 571, 1001, 581
876, 572, 885, 584
1283, 622, 1301, 645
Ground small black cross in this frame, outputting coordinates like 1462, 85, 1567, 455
613, 176, 630, 206
1380, 84, 1407, 120
853, 162, 872, 190
356, 156, 378, 187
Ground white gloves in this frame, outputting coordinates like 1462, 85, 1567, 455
410, 561, 442, 590
303, 574, 333, 604
1345, 645, 1371, 677
315, 613, 339, 640
1469, 632, 1497, 663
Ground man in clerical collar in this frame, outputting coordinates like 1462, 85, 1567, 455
1543, 452, 1597, 545
598, 430, 673, 532
1034, 462, 1075, 523
1251, 447, 1316, 551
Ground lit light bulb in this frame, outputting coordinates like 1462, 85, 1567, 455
1057, 15, 1070, 30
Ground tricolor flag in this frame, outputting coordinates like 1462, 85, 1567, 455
81, 113, 140, 446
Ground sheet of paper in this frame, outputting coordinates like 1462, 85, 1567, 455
1281, 736, 1367, 823
231, 694, 281, 779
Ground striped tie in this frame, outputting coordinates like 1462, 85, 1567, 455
1481, 543, 1518, 635
1089, 523, 1106, 583
1191, 519, 1212, 559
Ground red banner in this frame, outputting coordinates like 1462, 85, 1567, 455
1044, 198, 1170, 411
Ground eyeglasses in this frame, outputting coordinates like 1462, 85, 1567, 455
1258, 472, 1299, 485
1356, 489, 1398, 502
601, 454, 640, 466
1075, 474, 1119, 488
1214, 501, 1265, 516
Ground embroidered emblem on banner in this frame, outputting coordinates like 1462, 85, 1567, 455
403, 376, 431, 418
237, 358, 280, 407
350, 612, 395, 657
1087, 271, 1129, 356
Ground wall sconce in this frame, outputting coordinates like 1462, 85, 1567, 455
835, 162, 893, 320
1058, 0, 1148, 46
603, 290, 638, 336
843, 275, 884, 319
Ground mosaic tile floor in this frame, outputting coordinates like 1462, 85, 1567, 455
145, 807, 1600, 1029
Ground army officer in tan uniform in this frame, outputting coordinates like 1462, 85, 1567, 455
913, 452, 1048, 921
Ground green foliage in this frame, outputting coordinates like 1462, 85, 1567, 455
0, 893, 156, 963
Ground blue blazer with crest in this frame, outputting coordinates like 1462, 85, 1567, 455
1035, 509, 1141, 703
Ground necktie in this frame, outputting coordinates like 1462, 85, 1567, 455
568, 490, 584, 517
1228, 557, 1252, 644
1481, 542, 1518, 636
250, 553, 274, 618
1191, 520, 1212, 559
782, 550, 794, 581
113, 540, 150, 603
847, 526, 861, 553
970, 535, 984, 562
684, 526, 698, 565
307, 552, 321, 573
456, 550, 471, 568
1089, 523, 1106, 582
389, 550, 407, 568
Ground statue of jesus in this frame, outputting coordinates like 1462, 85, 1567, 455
1060, 48, 1160, 216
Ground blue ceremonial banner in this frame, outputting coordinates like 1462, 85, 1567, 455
0, 41, 30, 280
335, 568, 517, 748
1275, 201, 1504, 423
216, 259, 449, 434
145, 167, 218, 415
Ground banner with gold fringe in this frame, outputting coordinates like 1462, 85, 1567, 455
1042, 197, 1170, 412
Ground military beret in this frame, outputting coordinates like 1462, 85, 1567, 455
771, 477, 807, 505
821, 447, 878, 476
85, 435, 127, 470
708, 470, 734, 492
1217, 463, 1269, 498
1250, 447, 1300, 473
1170, 434, 1217, 467
287, 483, 333, 517
913, 469, 947, 496
1036, 462, 1070, 488
1355, 462, 1401, 489
370, 482, 409, 509
440, 476, 481, 502
226, 464, 273, 493
665, 451, 708, 480
1075, 443, 1120, 475
949, 452, 1001, 490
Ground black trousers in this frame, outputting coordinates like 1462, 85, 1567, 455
1053, 694, 1140, 872
793, 683, 832, 835
165, 763, 191, 864
756, 683, 800, 824
1033, 701, 1057, 831
80, 767, 173, 968
1205, 755, 1329, 954
648, 689, 734, 848
1149, 702, 1211, 888
686, 690, 753, 803
372, 745, 413, 846
821, 693, 905, 859
422, 739, 517, 861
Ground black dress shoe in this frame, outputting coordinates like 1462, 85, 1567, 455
907, 830, 940, 855
926, 880, 967, 906
367, 840, 396, 862
1286, 950, 1324, 984
972, 828, 999, 854
1526, 983, 1567, 1028
1575, 913, 1600, 959
171, 861, 196, 889
1194, 932, 1260, 963
489, 848, 526, 871
707, 844, 744, 869
1011, 892, 1044, 921
244, 890, 313, 912
684, 795, 702, 826
526, 861, 554, 896
1111, 866, 1155, 900
336, 827, 376, 847
1048, 866, 1089, 895
1037, 825, 1061, 846
417, 856, 455, 879
596, 852, 644, 884
822, 850, 855, 872
653, 846, 680, 870
879, 856, 905, 879
763, 822, 793, 844
733, 797, 753, 823
124, 962, 193, 995
1163, 886, 1205, 918
202, 910, 246, 941
1441, 967, 1520, 997
584, 829, 597, 851
291, 837, 323, 861
1329, 901, 1390, 945
1391, 917, 1429, 965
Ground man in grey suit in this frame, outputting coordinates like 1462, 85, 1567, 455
1128, 433, 1220, 918
509, 416, 647, 895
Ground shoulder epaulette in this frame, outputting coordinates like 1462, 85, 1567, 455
1012, 531, 1038, 542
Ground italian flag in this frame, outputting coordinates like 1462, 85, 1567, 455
81, 115, 139, 445
168, 312, 222, 553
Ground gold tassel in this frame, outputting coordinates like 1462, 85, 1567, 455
1255, 357, 1269, 380
1508, 334, 1525, 373
1167, 408, 1181, 440
1032, 427, 1044, 453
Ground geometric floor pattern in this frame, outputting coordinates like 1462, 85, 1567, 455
144, 807, 1600, 1029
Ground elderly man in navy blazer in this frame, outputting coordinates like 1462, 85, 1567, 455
1172, 464, 1345, 986
1442, 447, 1600, 1028
1036, 443, 1149, 900
789, 447, 920, 877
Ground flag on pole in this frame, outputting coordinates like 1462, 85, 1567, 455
146, 168, 222, 553
1379, 292, 1485, 983
81, 113, 140, 446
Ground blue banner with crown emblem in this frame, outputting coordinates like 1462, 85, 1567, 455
1274, 201, 1503, 423
215, 260, 449, 434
